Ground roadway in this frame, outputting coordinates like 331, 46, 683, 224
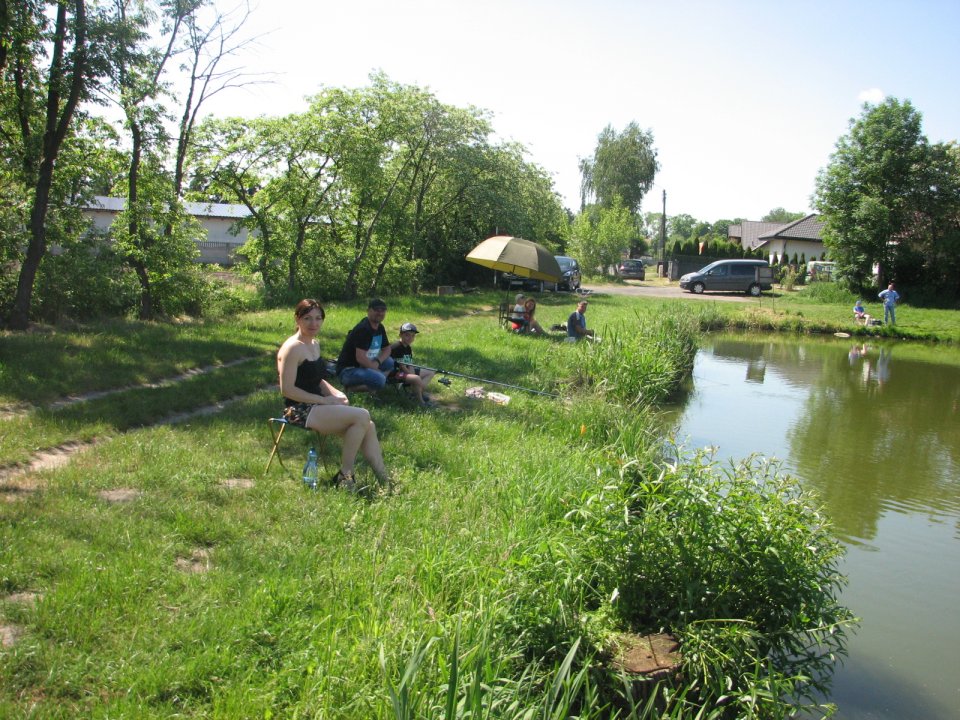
581, 280, 757, 303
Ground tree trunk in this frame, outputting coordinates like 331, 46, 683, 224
7, 1, 87, 330
133, 260, 152, 321
9, 183, 53, 329
126, 121, 155, 320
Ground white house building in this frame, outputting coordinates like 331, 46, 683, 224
82, 196, 252, 265
728, 214, 826, 264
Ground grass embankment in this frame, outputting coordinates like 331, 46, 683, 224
700, 281, 958, 342
1, 293, 852, 718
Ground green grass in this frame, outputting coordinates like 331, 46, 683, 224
0, 292, 855, 718
676, 281, 960, 343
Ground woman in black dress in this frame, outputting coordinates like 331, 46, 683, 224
277, 299, 390, 490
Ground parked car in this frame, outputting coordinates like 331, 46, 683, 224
553, 256, 582, 291
679, 259, 773, 296
616, 259, 646, 280
498, 255, 582, 292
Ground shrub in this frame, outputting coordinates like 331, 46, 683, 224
579, 450, 854, 715
780, 267, 799, 290
805, 281, 857, 305
33, 236, 139, 322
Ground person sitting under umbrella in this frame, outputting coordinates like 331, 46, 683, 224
510, 293, 528, 331
514, 297, 544, 335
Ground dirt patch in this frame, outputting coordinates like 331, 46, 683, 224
176, 547, 212, 574
0, 402, 32, 421
1, 624, 24, 648
0, 439, 101, 485
1, 387, 266, 489
3, 591, 41, 606
157, 392, 253, 426
1, 484, 37, 503
610, 632, 682, 679
98, 488, 142, 503
0, 356, 264, 421
219, 478, 254, 490
46, 356, 262, 412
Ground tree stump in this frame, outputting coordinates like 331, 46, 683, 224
609, 632, 682, 705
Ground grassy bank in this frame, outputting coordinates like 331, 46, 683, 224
1, 293, 852, 718
684, 281, 959, 343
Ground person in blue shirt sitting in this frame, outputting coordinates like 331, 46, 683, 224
567, 300, 594, 340
853, 299, 869, 324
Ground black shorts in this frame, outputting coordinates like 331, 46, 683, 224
282, 402, 313, 428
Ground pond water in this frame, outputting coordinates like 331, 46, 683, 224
662, 334, 960, 719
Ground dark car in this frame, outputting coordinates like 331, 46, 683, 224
679, 259, 773, 296
552, 256, 582, 291
498, 255, 582, 292
616, 259, 646, 280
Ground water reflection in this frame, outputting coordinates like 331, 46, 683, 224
785, 342, 960, 544
663, 335, 960, 720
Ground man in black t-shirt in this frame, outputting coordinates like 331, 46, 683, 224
336, 298, 395, 391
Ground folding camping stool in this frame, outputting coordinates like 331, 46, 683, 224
264, 417, 328, 476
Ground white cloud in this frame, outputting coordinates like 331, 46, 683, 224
858, 88, 886, 104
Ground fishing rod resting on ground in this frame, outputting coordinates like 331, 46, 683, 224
407, 363, 560, 398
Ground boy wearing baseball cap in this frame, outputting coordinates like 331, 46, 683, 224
389, 322, 438, 406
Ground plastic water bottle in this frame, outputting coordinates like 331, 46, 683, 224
302, 447, 319, 490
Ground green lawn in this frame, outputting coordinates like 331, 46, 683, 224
0, 293, 864, 718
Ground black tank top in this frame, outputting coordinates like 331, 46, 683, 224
284, 357, 328, 406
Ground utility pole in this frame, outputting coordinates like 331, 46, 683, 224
660, 189, 667, 261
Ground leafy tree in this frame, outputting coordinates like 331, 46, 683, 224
192, 115, 287, 298
579, 121, 658, 214
761, 207, 805, 223
192, 74, 567, 298
102, 0, 198, 320
889, 141, 960, 303
639, 210, 664, 256
2, 0, 94, 329
668, 213, 698, 241
568, 198, 634, 275
814, 98, 934, 291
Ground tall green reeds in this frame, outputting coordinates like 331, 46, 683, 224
567, 307, 700, 407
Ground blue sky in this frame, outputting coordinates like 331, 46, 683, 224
206, 0, 960, 223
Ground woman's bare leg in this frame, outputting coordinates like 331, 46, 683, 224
306, 405, 374, 476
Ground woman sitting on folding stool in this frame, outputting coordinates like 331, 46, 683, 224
277, 298, 391, 491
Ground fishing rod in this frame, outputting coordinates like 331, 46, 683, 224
406, 363, 560, 398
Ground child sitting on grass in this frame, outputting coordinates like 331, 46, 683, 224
389, 322, 438, 406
